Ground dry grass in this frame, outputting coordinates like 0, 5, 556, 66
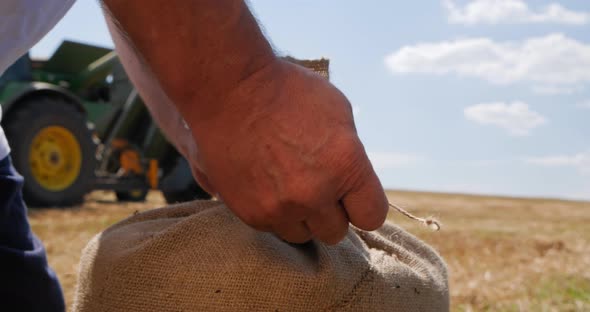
28, 190, 590, 311
386, 191, 590, 311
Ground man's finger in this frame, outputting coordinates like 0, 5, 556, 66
305, 202, 349, 245
272, 221, 313, 244
341, 167, 388, 231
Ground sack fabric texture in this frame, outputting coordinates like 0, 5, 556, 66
73, 200, 449, 311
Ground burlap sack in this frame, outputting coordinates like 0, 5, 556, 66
73, 200, 448, 311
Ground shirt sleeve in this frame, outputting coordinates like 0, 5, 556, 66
0, 0, 76, 74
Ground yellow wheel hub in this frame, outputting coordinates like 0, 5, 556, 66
29, 126, 82, 191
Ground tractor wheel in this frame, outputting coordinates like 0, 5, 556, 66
4, 97, 96, 206
115, 189, 148, 202
163, 180, 211, 204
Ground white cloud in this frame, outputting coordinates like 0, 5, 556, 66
524, 151, 590, 174
443, 0, 590, 25
532, 85, 584, 95
464, 101, 546, 136
577, 100, 590, 109
385, 33, 590, 88
367, 152, 423, 169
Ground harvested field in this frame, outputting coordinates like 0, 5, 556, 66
28, 190, 590, 311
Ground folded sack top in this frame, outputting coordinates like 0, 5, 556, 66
73, 200, 449, 312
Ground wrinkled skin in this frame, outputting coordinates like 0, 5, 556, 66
185, 59, 389, 244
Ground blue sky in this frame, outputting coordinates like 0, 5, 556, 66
32, 0, 590, 201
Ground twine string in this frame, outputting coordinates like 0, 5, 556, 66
388, 202, 441, 231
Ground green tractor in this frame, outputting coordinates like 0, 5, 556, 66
0, 41, 210, 206
0, 40, 329, 207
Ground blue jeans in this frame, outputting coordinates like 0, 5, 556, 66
0, 156, 65, 311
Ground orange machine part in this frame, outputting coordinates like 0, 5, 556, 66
119, 149, 143, 175
148, 159, 159, 189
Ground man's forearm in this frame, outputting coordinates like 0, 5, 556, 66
101, 0, 276, 120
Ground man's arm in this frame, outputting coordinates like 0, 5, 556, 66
100, 0, 388, 244
100, 1, 274, 119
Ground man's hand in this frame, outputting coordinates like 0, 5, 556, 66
101, 0, 388, 244
186, 59, 388, 244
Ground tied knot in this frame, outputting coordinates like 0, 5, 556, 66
388, 203, 441, 231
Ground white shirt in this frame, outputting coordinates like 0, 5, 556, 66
0, 0, 75, 160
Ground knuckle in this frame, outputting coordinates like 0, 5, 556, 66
307, 212, 349, 245
285, 182, 316, 206
258, 195, 283, 223
321, 226, 349, 245
274, 223, 312, 244
238, 210, 263, 228
330, 139, 371, 190
233, 200, 279, 230
275, 181, 317, 219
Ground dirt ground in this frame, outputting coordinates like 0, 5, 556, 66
28, 190, 590, 311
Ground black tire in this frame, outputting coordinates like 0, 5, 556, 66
115, 189, 148, 202
3, 97, 96, 207
163, 180, 211, 204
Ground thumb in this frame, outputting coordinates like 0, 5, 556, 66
341, 165, 389, 231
